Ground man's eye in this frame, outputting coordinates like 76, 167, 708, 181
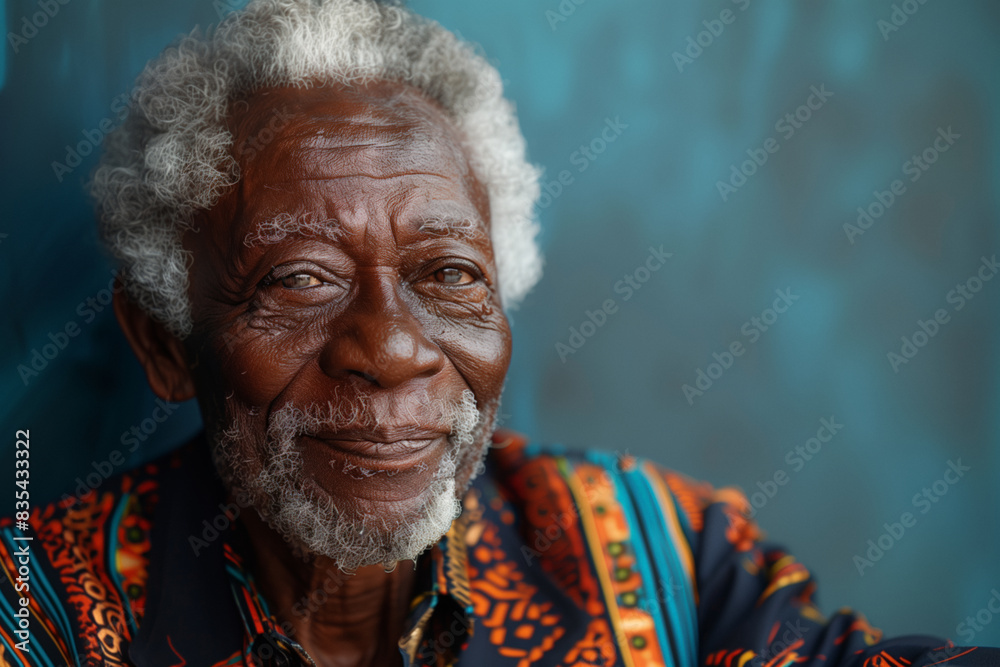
277, 273, 322, 289
434, 267, 474, 285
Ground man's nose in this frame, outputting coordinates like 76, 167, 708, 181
318, 272, 444, 389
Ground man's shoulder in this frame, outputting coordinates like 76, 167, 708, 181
2, 437, 194, 534
0, 438, 201, 664
486, 428, 756, 541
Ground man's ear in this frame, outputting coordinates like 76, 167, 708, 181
113, 282, 196, 402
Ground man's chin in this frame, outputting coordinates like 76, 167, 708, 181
256, 473, 462, 571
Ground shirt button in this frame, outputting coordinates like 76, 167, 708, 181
250, 637, 300, 667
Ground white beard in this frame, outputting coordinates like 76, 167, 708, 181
210, 388, 497, 571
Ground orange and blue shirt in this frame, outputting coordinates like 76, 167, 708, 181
0, 430, 994, 666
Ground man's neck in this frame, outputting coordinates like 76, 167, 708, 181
239, 508, 418, 667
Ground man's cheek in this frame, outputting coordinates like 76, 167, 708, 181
476, 314, 513, 386
442, 326, 511, 398
207, 334, 307, 408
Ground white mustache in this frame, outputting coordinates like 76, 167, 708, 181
266, 389, 477, 442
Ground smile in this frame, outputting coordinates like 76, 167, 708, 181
305, 434, 449, 473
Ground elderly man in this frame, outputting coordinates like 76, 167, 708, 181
0, 1, 995, 666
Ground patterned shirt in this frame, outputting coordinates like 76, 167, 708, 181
0, 429, 994, 666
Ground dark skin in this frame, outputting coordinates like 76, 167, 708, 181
113, 81, 513, 666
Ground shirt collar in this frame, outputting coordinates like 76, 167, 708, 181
399, 508, 477, 665
221, 499, 477, 666
222, 539, 318, 666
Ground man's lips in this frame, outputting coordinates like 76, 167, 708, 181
314, 425, 451, 443
304, 426, 451, 469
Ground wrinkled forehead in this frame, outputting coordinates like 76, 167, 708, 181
234, 82, 482, 200
192, 81, 492, 250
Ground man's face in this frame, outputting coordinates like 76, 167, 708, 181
181, 82, 512, 569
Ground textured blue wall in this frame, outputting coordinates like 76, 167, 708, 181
1, 0, 997, 647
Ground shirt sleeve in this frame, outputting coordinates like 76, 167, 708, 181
658, 469, 999, 667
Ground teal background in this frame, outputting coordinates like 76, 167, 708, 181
1, 0, 997, 646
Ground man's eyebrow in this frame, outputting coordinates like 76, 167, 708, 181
242, 212, 343, 248
416, 216, 487, 241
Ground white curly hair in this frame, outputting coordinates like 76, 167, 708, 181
91, 0, 542, 338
